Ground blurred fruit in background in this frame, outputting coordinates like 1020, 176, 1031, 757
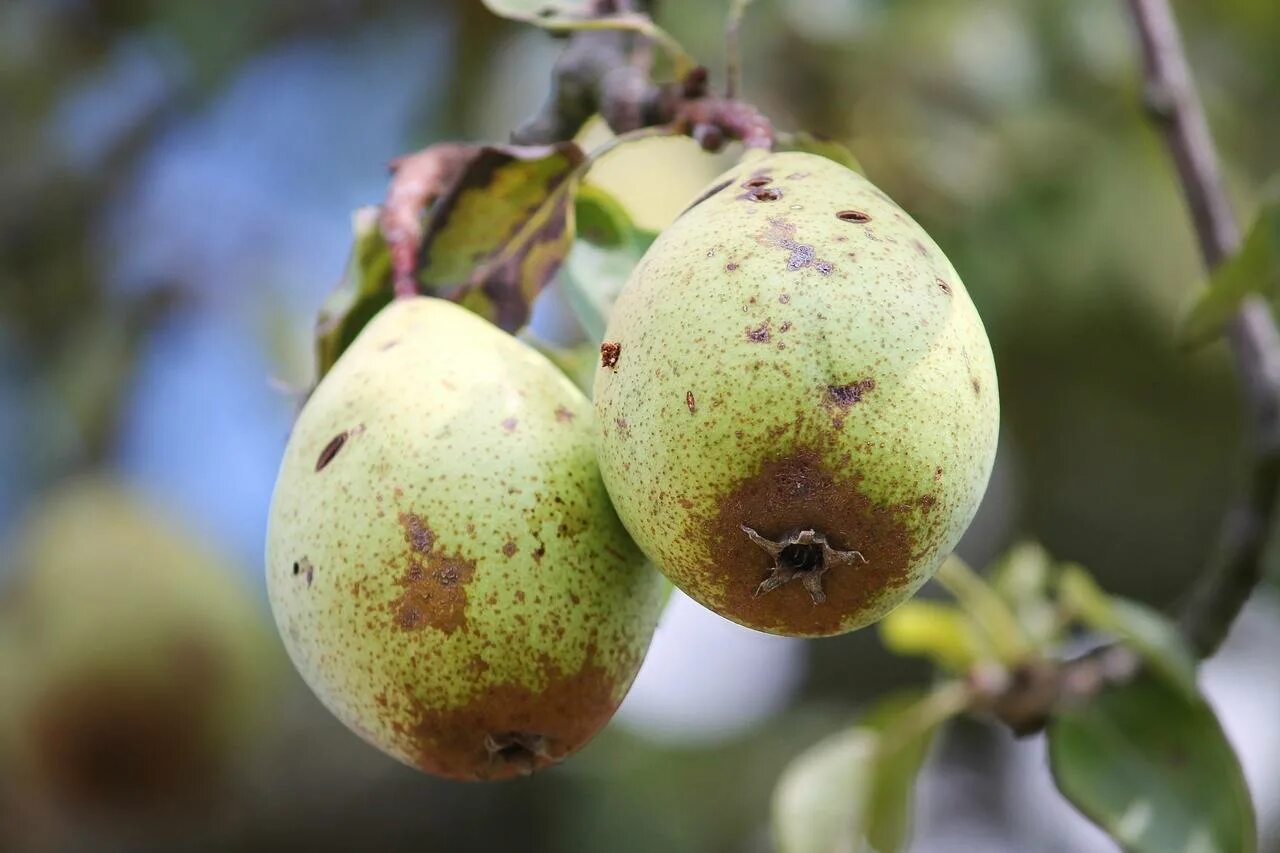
0, 477, 276, 819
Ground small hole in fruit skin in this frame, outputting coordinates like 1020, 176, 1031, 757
836, 209, 871, 223
747, 187, 783, 202
292, 562, 300, 576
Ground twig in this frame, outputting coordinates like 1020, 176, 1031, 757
975, 0, 1280, 734
1127, 0, 1280, 658
725, 0, 753, 100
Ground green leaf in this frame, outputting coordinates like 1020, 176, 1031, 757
776, 131, 863, 173
1181, 197, 1280, 348
773, 687, 966, 853
558, 184, 657, 343
1058, 565, 1198, 700
1049, 673, 1256, 853
934, 555, 1034, 665
315, 207, 393, 380
418, 142, 584, 333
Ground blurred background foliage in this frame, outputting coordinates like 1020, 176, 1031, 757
2, 0, 1280, 850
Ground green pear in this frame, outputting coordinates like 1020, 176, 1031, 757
266, 297, 664, 781
0, 478, 272, 811
594, 152, 999, 637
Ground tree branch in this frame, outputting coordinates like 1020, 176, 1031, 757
976, 0, 1280, 735
1127, 0, 1280, 658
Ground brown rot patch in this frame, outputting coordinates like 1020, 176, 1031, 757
837, 210, 871, 223
316, 431, 348, 471
686, 391, 697, 414
391, 513, 475, 634
918, 495, 937, 514
502, 540, 518, 557
614, 417, 631, 439
600, 341, 621, 369
695, 450, 916, 635
396, 646, 622, 781
746, 322, 771, 343
936, 278, 952, 296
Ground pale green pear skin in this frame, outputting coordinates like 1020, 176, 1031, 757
266, 297, 664, 781
594, 152, 999, 637
0, 478, 272, 810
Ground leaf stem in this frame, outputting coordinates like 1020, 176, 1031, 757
935, 557, 1035, 666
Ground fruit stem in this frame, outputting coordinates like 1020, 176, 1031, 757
724, 0, 753, 100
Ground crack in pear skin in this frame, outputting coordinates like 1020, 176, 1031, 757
740, 526, 867, 604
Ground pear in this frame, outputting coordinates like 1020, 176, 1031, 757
266, 297, 664, 781
594, 152, 999, 637
0, 478, 272, 811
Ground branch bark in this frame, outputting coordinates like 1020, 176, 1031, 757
1126, 0, 1280, 658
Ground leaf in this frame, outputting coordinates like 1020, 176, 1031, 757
1180, 197, 1280, 348
481, 0, 614, 25
986, 541, 1064, 649
773, 687, 965, 853
878, 600, 985, 671
1058, 564, 1198, 700
558, 184, 657, 343
777, 131, 863, 173
314, 207, 393, 379
1049, 672, 1256, 853
418, 142, 584, 332
934, 555, 1034, 665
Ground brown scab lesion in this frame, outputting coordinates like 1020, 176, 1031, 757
746, 322, 771, 343
316, 431, 348, 471
827, 379, 876, 408
391, 512, 475, 634
936, 278, 953, 296
600, 341, 621, 369
686, 391, 697, 414
501, 417, 518, 433
554, 405, 575, 423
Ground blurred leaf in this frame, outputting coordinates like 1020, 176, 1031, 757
1181, 197, 1280, 348
1058, 565, 1198, 700
1049, 673, 1256, 853
419, 142, 584, 332
519, 328, 598, 396
935, 555, 1034, 665
878, 600, 984, 671
314, 207, 392, 380
987, 542, 1063, 649
479, 1, 694, 75
559, 184, 657, 343
777, 131, 863, 173
773, 686, 966, 853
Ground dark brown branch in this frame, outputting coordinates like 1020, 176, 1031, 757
509, 5, 773, 151
1127, 0, 1280, 658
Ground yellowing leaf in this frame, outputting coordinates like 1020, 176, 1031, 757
878, 600, 984, 671
419, 143, 584, 332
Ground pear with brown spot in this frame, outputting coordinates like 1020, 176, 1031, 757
267, 297, 664, 781
595, 151, 999, 637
